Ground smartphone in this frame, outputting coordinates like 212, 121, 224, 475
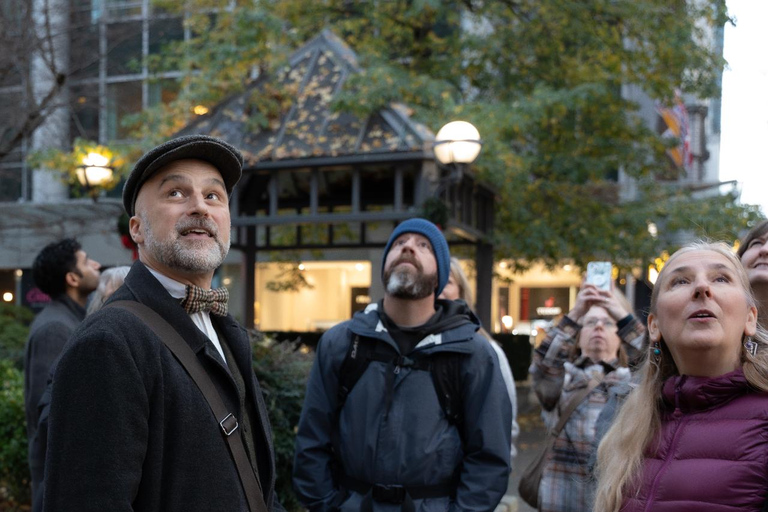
586, 261, 612, 291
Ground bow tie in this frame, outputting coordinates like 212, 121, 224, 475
181, 285, 229, 316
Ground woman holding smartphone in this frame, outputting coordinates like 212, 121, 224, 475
594, 242, 768, 511
529, 273, 646, 512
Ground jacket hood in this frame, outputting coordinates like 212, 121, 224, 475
347, 298, 481, 351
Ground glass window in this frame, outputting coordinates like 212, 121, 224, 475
149, 17, 183, 55
70, 83, 100, 140
0, 146, 24, 202
255, 261, 372, 331
105, 0, 143, 19
106, 80, 142, 139
147, 77, 180, 106
107, 21, 143, 76
70, 7, 100, 80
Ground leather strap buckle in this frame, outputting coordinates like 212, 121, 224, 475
220, 413, 239, 436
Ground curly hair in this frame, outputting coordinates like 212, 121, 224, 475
32, 238, 82, 297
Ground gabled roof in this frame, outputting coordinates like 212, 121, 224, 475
181, 29, 434, 167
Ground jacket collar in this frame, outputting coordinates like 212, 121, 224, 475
109, 261, 221, 355
348, 299, 480, 353
54, 294, 87, 322
662, 367, 750, 412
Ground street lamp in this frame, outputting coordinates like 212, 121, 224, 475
423, 121, 483, 227
76, 152, 114, 201
434, 121, 482, 167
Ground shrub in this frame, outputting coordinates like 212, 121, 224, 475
0, 360, 30, 510
0, 304, 34, 369
251, 336, 314, 512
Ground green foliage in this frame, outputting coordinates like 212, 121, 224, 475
0, 360, 30, 509
251, 337, 314, 512
26, 138, 133, 199
0, 304, 33, 369
421, 197, 450, 229
136, 0, 758, 271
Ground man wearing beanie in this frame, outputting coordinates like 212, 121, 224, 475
43, 135, 282, 512
294, 218, 512, 512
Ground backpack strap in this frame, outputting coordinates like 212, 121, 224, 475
336, 334, 465, 430
337, 335, 383, 409
107, 300, 268, 512
428, 352, 465, 427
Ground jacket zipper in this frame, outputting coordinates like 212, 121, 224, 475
644, 377, 687, 512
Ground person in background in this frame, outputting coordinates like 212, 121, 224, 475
438, 257, 520, 465
594, 242, 768, 511
293, 218, 511, 511
529, 278, 646, 512
30, 265, 131, 512
23, 238, 100, 508
86, 266, 131, 315
738, 220, 768, 320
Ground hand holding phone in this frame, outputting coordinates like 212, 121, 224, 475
586, 261, 612, 291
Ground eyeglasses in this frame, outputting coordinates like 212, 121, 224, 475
582, 318, 617, 329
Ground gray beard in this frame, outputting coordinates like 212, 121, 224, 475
384, 266, 437, 300
142, 214, 230, 274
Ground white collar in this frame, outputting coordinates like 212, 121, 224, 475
146, 267, 187, 299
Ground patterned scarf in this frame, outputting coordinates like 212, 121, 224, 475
181, 284, 229, 316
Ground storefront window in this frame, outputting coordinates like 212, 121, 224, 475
255, 261, 372, 332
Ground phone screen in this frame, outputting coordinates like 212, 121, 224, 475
586, 261, 612, 291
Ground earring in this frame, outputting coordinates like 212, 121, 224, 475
745, 337, 758, 357
652, 341, 661, 360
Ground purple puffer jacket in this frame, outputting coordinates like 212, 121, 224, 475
621, 368, 768, 512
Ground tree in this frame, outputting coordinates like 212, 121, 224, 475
131, 0, 762, 272
0, 0, 151, 161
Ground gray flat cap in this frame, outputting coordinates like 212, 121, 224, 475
122, 134, 244, 216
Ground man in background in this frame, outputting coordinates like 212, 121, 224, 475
23, 238, 100, 504
294, 218, 511, 511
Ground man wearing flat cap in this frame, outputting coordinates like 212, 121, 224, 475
43, 135, 282, 512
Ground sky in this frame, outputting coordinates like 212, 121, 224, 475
719, 0, 768, 215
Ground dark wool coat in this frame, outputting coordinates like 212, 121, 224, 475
621, 368, 768, 512
24, 295, 86, 509
43, 262, 280, 512
24, 295, 85, 443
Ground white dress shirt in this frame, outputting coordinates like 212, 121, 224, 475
147, 267, 227, 365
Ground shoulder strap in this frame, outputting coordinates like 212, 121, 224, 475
107, 300, 268, 512
337, 334, 466, 430
337, 335, 399, 408
429, 352, 465, 427
551, 377, 601, 437
337, 335, 371, 408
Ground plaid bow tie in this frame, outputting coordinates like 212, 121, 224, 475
181, 285, 229, 316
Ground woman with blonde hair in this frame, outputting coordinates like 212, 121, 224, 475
594, 242, 768, 511
438, 257, 520, 464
